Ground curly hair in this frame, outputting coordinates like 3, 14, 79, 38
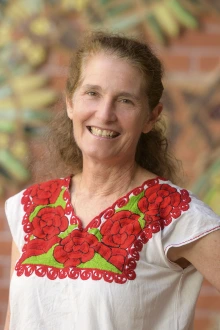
33, 31, 181, 183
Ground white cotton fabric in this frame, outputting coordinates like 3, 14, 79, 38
5, 180, 220, 330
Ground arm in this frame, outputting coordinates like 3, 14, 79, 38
168, 230, 220, 291
4, 240, 20, 330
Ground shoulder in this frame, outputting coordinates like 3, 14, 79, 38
140, 177, 192, 217
139, 177, 220, 229
157, 178, 217, 213
164, 180, 218, 218
6, 176, 71, 212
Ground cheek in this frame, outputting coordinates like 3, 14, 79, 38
71, 111, 89, 142
124, 111, 148, 132
73, 98, 95, 119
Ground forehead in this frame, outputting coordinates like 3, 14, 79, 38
79, 52, 147, 94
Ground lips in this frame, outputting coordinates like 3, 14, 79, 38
87, 126, 120, 139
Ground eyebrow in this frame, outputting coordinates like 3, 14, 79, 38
117, 92, 140, 101
81, 84, 101, 91
81, 84, 141, 101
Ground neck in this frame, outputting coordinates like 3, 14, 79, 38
73, 158, 139, 199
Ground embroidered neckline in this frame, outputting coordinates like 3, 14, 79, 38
17, 175, 191, 283
66, 175, 164, 231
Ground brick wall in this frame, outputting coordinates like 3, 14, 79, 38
159, 15, 220, 73
0, 13, 220, 330
158, 15, 220, 330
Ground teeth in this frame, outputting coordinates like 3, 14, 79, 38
90, 127, 118, 138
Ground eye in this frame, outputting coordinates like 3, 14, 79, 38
86, 91, 97, 96
120, 98, 132, 104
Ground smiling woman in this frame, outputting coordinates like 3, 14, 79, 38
66, 52, 161, 166
40, 31, 178, 183
4, 32, 220, 330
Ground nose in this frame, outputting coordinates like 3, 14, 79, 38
95, 97, 117, 123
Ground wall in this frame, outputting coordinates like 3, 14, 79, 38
0, 13, 220, 330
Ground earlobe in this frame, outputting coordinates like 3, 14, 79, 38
142, 102, 163, 134
66, 96, 74, 119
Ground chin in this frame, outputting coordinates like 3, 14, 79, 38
82, 148, 118, 162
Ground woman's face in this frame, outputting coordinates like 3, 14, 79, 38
67, 52, 162, 165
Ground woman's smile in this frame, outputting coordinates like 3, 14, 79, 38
87, 126, 120, 139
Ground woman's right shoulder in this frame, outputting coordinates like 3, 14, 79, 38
5, 176, 73, 230
6, 176, 71, 205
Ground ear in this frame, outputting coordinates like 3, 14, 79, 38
66, 96, 74, 120
142, 102, 163, 134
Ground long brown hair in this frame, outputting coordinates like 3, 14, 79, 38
33, 32, 181, 183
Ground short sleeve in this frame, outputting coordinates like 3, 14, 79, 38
5, 190, 25, 252
163, 193, 220, 259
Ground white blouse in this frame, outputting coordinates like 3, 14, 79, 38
5, 176, 220, 330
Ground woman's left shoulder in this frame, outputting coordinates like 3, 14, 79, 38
165, 179, 219, 218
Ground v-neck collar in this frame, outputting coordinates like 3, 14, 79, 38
65, 175, 167, 231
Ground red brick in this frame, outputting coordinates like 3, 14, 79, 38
0, 241, 12, 256
51, 75, 67, 91
173, 31, 220, 47
0, 217, 11, 233
0, 287, 9, 302
54, 53, 70, 67
0, 217, 5, 232
202, 15, 220, 26
0, 272, 10, 327
194, 318, 212, 330
196, 294, 220, 310
199, 56, 220, 71
0, 261, 10, 281
0, 307, 8, 327
48, 52, 70, 67
160, 54, 190, 71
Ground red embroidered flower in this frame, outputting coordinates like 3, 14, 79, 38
20, 236, 61, 263
138, 183, 191, 224
94, 243, 128, 271
29, 179, 63, 206
100, 210, 142, 249
32, 206, 68, 240
53, 230, 99, 267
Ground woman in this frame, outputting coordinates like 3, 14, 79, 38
5, 32, 220, 330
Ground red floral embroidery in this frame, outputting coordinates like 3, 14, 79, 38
21, 177, 70, 217
138, 183, 191, 226
53, 230, 99, 267
94, 243, 128, 271
20, 236, 61, 262
29, 180, 63, 205
100, 210, 141, 249
16, 176, 192, 284
16, 264, 131, 282
32, 206, 68, 240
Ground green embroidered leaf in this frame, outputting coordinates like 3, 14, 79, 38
77, 252, 122, 274
116, 190, 145, 216
22, 244, 64, 268
29, 206, 44, 222
58, 224, 78, 239
30, 234, 35, 240
29, 188, 66, 222
88, 228, 102, 241
138, 213, 145, 229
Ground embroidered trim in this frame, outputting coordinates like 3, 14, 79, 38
16, 264, 135, 283
16, 176, 191, 284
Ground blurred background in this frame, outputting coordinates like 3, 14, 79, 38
0, 0, 219, 329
